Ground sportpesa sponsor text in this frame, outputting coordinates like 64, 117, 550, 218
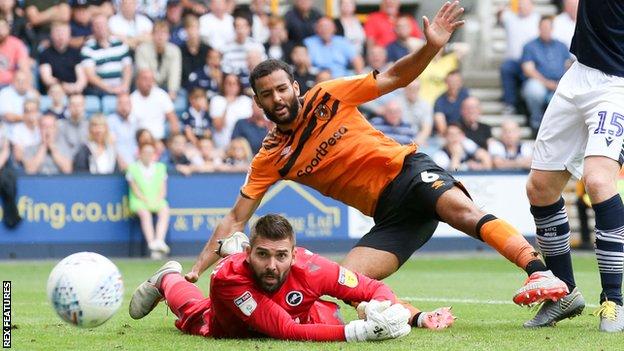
296, 126, 348, 177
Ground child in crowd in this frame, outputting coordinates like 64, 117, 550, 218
180, 87, 212, 145
45, 84, 67, 119
191, 136, 222, 173
126, 142, 171, 260
220, 137, 252, 173
165, 133, 194, 176
135, 128, 163, 160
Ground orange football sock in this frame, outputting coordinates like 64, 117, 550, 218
479, 217, 540, 270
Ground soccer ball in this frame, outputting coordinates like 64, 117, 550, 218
46, 252, 124, 328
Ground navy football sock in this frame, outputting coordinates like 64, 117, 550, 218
593, 194, 624, 305
531, 197, 576, 291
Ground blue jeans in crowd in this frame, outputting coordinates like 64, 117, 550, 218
500, 59, 525, 107
522, 78, 554, 131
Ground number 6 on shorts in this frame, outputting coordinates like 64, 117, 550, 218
420, 171, 440, 183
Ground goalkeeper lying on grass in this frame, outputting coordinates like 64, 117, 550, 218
129, 214, 455, 341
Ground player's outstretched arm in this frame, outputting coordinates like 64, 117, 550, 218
376, 1, 465, 96
219, 286, 410, 342
185, 195, 261, 282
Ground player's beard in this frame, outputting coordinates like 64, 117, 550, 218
255, 268, 289, 293
262, 91, 300, 126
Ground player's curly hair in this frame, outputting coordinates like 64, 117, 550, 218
250, 214, 296, 247
249, 59, 295, 95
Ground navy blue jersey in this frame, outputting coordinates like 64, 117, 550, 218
571, 0, 624, 77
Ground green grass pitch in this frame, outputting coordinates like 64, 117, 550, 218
2, 253, 621, 350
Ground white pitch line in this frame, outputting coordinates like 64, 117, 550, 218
399, 296, 598, 308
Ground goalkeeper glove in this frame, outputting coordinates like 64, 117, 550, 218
356, 300, 392, 320
216, 232, 250, 258
345, 303, 411, 342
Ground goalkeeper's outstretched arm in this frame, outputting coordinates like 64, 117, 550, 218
213, 281, 410, 342
185, 195, 261, 282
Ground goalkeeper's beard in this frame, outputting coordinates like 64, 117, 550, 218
254, 268, 289, 293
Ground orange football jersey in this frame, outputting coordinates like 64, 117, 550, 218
241, 72, 417, 216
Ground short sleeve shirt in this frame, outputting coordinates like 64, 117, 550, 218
240, 72, 416, 216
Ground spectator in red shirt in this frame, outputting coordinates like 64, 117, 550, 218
0, 0, 36, 55
0, 17, 30, 86
364, 0, 423, 48
129, 214, 456, 340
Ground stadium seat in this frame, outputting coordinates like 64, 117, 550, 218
39, 95, 52, 112
85, 95, 102, 117
102, 95, 118, 115
31, 61, 40, 93
174, 94, 187, 116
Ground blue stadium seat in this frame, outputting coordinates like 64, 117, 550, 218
39, 95, 52, 112
102, 95, 118, 115
174, 94, 187, 116
85, 95, 101, 117
31, 61, 40, 93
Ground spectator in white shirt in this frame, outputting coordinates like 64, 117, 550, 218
249, 0, 270, 44
209, 73, 252, 149
137, 0, 168, 21
498, 0, 540, 114
131, 68, 180, 140
108, 0, 153, 50
398, 80, 433, 147
0, 70, 37, 125
221, 14, 266, 75
199, 0, 234, 52
73, 114, 120, 174
552, 0, 578, 50
335, 0, 365, 55
10, 98, 40, 165
264, 17, 291, 62
107, 93, 138, 170
488, 118, 533, 170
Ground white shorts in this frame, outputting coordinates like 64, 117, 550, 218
532, 61, 624, 179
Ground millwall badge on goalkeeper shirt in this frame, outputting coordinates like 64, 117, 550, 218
286, 291, 303, 307
338, 267, 359, 288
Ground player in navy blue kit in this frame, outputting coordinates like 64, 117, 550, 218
525, 0, 624, 331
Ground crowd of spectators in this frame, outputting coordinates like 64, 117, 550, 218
0, 0, 580, 180
498, 0, 576, 134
